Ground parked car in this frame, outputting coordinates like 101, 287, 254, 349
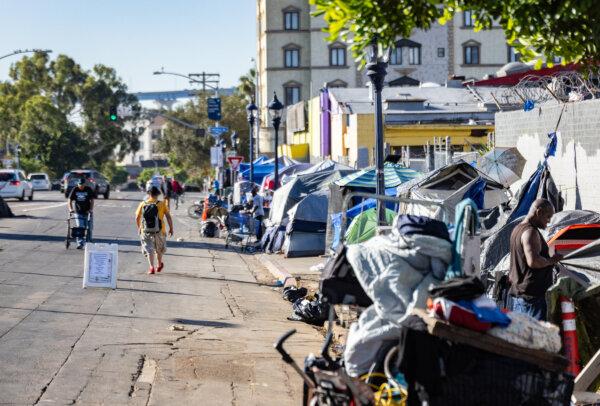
51, 179, 62, 191
64, 170, 110, 199
0, 169, 34, 201
28, 172, 51, 191
183, 183, 202, 192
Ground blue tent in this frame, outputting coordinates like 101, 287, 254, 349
335, 162, 421, 190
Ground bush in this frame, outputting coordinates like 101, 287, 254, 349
101, 161, 130, 185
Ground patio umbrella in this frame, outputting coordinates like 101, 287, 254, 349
479, 147, 526, 187
335, 162, 421, 189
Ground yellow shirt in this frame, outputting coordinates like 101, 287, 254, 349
136, 197, 169, 234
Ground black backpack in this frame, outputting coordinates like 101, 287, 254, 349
320, 244, 372, 307
142, 202, 161, 233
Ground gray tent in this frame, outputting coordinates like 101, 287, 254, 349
283, 190, 329, 258
269, 169, 355, 225
398, 161, 508, 221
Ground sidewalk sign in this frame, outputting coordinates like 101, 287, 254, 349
83, 243, 118, 289
209, 126, 228, 137
227, 156, 244, 171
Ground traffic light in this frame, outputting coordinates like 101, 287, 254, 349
109, 106, 118, 121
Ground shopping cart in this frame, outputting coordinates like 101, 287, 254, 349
224, 212, 258, 252
66, 212, 93, 249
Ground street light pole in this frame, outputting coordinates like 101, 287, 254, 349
0, 49, 52, 62
246, 100, 258, 184
268, 92, 284, 191
365, 37, 389, 225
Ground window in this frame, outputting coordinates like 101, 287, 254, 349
390, 47, 402, 65
437, 47, 445, 58
330, 47, 346, 66
508, 46, 520, 62
284, 85, 300, 105
284, 10, 299, 30
463, 11, 474, 27
553, 56, 562, 64
284, 48, 300, 67
408, 47, 421, 65
151, 129, 161, 139
464, 45, 480, 64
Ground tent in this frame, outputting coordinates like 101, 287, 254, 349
293, 159, 353, 177
239, 156, 299, 184
397, 161, 508, 221
260, 163, 313, 191
345, 207, 396, 245
282, 190, 329, 258
335, 162, 421, 190
269, 169, 355, 225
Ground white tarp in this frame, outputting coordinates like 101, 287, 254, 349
343, 232, 452, 376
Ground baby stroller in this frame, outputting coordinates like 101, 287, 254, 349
66, 212, 92, 249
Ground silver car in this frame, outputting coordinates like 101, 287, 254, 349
28, 172, 51, 191
0, 169, 34, 201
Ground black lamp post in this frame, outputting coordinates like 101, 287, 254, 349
268, 92, 284, 190
365, 37, 389, 225
246, 100, 258, 184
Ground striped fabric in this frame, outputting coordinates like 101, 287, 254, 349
335, 163, 421, 189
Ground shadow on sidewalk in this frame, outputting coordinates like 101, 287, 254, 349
164, 272, 277, 287
0, 232, 234, 252
116, 286, 206, 298
171, 318, 236, 328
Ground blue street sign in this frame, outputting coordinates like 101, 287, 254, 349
207, 97, 221, 121
209, 126, 229, 137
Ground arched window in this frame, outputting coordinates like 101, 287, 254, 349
329, 43, 347, 66
462, 40, 481, 65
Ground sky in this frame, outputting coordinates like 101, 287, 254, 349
0, 0, 256, 93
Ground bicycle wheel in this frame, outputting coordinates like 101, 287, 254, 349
187, 204, 203, 219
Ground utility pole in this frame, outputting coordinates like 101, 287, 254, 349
188, 72, 220, 94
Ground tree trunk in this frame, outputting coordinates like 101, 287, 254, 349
0, 196, 14, 218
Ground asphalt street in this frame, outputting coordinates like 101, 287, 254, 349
0, 191, 323, 405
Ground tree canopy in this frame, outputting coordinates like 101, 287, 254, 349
310, 0, 600, 66
0, 52, 140, 177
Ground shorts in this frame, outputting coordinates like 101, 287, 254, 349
140, 232, 166, 256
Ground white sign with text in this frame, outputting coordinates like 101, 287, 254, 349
83, 243, 118, 289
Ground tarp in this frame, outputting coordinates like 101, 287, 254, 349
261, 163, 313, 190
543, 210, 600, 241
296, 159, 353, 176
559, 240, 600, 286
343, 232, 452, 376
398, 161, 508, 222
345, 207, 396, 245
335, 162, 421, 190
269, 169, 355, 225
239, 156, 299, 184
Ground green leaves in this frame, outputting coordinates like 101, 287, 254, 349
0, 52, 141, 177
311, 0, 600, 65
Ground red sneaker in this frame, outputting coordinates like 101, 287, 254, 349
157, 262, 164, 273
148, 267, 155, 275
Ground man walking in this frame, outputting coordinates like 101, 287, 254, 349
136, 186, 174, 275
509, 198, 562, 320
251, 186, 264, 240
68, 178, 94, 249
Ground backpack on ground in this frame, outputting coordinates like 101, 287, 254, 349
142, 202, 161, 233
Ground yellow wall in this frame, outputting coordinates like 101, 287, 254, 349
384, 124, 492, 150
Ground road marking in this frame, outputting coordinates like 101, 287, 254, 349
15, 202, 68, 213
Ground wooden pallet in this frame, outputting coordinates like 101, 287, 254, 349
412, 309, 569, 372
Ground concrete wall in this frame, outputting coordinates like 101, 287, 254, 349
495, 99, 600, 211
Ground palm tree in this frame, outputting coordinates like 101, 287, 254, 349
237, 68, 256, 101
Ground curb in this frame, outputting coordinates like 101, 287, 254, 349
256, 254, 297, 288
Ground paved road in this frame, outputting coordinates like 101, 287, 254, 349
0, 191, 323, 405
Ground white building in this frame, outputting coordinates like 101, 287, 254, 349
119, 115, 168, 166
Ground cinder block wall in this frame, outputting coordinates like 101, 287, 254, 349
495, 99, 600, 212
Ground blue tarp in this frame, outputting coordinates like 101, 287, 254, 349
508, 164, 544, 222
462, 177, 487, 210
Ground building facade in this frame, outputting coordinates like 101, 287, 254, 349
119, 115, 168, 166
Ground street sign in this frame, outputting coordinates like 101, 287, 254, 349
210, 146, 223, 167
209, 126, 229, 137
207, 97, 221, 121
227, 156, 244, 171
